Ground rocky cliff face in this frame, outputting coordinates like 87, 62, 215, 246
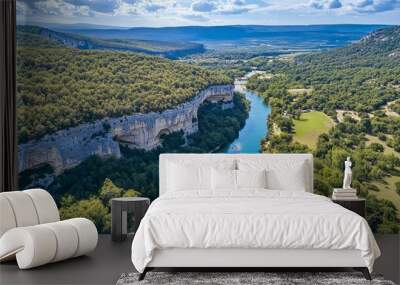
18, 85, 234, 174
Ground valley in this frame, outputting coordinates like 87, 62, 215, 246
16, 28, 231, 142
55, 24, 385, 57
245, 25, 400, 230
17, 24, 400, 234
225, 77, 271, 153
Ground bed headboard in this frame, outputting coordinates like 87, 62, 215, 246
159, 153, 314, 196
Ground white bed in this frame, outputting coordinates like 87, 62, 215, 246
131, 154, 380, 280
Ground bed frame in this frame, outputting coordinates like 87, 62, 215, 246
139, 154, 371, 280
141, 248, 370, 280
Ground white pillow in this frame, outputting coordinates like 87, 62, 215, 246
167, 162, 211, 192
236, 169, 268, 189
265, 162, 307, 191
238, 159, 307, 191
168, 159, 236, 171
211, 168, 237, 191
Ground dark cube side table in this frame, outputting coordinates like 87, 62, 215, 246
332, 198, 366, 218
111, 197, 150, 242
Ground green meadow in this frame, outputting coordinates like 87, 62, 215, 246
293, 111, 334, 149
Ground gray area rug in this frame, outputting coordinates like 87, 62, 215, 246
116, 272, 396, 285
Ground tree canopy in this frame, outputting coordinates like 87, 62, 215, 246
17, 31, 231, 142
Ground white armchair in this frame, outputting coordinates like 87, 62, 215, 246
0, 189, 98, 269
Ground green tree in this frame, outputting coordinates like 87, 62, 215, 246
123, 189, 141, 197
99, 178, 123, 206
59, 197, 111, 233
396, 182, 400, 196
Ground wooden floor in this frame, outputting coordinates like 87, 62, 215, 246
0, 234, 398, 285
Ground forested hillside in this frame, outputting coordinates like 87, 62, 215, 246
16, 30, 231, 142
17, 26, 205, 58
247, 26, 400, 233
251, 26, 400, 114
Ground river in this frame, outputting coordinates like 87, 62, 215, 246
225, 73, 271, 153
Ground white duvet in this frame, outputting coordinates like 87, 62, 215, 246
131, 190, 380, 273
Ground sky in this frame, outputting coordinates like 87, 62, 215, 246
17, 0, 400, 27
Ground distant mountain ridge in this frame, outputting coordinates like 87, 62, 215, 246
23, 22, 130, 30
17, 25, 205, 59
358, 26, 400, 57
56, 24, 387, 50
296, 25, 400, 66
361, 25, 400, 42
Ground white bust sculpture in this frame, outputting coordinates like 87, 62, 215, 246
342, 157, 352, 189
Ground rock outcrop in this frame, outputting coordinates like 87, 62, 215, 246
18, 85, 234, 174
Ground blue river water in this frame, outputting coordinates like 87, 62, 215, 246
225, 88, 271, 153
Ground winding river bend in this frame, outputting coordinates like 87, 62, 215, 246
225, 73, 271, 153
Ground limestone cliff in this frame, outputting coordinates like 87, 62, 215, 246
18, 85, 234, 174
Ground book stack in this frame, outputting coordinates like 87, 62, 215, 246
332, 188, 357, 200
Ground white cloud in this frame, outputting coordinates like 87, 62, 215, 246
310, 0, 324, 9
328, 0, 342, 8
309, 0, 399, 13
310, 0, 343, 10
145, 3, 165, 12
218, 6, 250, 14
189, 0, 266, 15
33, 0, 93, 16
16, 0, 400, 25
351, 0, 399, 13
182, 13, 210, 21
192, 0, 217, 12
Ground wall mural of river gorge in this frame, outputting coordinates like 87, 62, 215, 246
17, 0, 400, 234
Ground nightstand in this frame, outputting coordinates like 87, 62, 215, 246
332, 198, 366, 218
111, 197, 150, 242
